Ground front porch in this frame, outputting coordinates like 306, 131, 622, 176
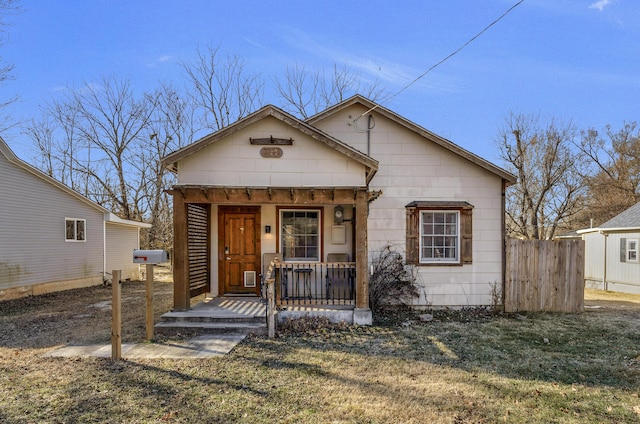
168, 186, 374, 325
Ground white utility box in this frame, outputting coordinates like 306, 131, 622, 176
133, 249, 168, 264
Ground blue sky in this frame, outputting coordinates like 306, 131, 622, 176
1, 0, 639, 164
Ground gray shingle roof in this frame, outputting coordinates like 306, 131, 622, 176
600, 202, 640, 229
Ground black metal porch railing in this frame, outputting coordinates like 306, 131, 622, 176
261, 261, 356, 306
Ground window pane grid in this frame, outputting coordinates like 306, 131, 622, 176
281, 210, 320, 261
420, 211, 459, 262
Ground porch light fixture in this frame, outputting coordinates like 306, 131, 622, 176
265, 225, 271, 234
334, 205, 344, 225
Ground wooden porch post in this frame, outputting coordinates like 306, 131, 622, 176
354, 188, 372, 325
172, 189, 190, 310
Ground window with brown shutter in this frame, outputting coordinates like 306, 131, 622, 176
405, 201, 473, 266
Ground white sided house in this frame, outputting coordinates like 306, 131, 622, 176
0, 137, 150, 300
162, 96, 515, 323
578, 202, 640, 295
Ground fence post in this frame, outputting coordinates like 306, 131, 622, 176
111, 269, 122, 360
267, 277, 276, 338
146, 263, 154, 341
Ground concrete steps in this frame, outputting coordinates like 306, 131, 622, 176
154, 320, 267, 336
154, 297, 267, 337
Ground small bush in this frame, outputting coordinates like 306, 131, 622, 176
369, 245, 420, 314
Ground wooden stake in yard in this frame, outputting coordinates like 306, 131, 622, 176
146, 263, 154, 341
267, 277, 275, 338
111, 269, 122, 360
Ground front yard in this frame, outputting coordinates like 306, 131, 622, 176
1, 276, 639, 423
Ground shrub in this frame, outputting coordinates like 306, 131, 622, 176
369, 245, 420, 313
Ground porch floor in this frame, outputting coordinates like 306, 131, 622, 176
169, 296, 267, 319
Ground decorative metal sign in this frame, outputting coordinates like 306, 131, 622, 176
250, 136, 293, 145
260, 147, 283, 158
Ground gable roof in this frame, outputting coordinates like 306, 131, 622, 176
0, 137, 150, 228
161, 104, 379, 184
307, 95, 517, 185
577, 202, 640, 234
600, 202, 640, 229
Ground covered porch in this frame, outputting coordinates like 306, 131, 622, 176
168, 185, 374, 324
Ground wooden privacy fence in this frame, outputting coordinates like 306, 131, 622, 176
505, 239, 585, 313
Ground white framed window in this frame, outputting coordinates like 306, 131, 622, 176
420, 210, 460, 263
279, 208, 321, 261
627, 239, 638, 263
406, 201, 473, 266
65, 218, 86, 242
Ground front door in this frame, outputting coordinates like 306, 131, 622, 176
218, 206, 261, 295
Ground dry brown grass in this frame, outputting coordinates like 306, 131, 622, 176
1, 279, 639, 423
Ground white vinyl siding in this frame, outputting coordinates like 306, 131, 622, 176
105, 223, 141, 281
178, 116, 366, 187
314, 103, 505, 306
0, 153, 103, 291
584, 231, 640, 295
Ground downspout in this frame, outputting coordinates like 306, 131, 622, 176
601, 231, 608, 291
103, 218, 107, 283
501, 180, 507, 311
366, 115, 373, 155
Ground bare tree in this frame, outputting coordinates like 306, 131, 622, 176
576, 122, 640, 226
276, 63, 385, 118
0, 0, 22, 131
182, 44, 265, 131
497, 113, 586, 239
26, 76, 155, 221
138, 82, 197, 250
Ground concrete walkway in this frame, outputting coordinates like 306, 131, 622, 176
43, 334, 246, 359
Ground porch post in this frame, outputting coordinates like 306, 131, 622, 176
354, 188, 372, 325
172, 189, 190, 310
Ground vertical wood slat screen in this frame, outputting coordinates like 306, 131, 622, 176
187, 203, 210, 298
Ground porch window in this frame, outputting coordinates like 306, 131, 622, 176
280, 209, 320, 261
65, 218, 86, 242
405, 201, 473, 266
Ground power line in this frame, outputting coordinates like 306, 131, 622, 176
355, 0, 526, 121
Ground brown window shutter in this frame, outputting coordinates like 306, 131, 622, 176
406, 207, 418, 265
461, 208, 473, 264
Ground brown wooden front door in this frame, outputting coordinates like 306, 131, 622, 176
218, 206, 261, 295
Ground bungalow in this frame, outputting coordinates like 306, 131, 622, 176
0, 137, 151, 300
161, 95, 516, 323
578, 202, 640, 294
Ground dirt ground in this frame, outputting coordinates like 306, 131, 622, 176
1, 278, 640, 423
0, 264, 190, 349
1, 268, 638, 351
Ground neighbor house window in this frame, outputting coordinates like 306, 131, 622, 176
279, 209, 320, 261
65, 218, 86, 242
627, 239, 638, 262
405, 201, 473, 266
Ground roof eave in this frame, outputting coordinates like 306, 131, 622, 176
307, 95, 517, 184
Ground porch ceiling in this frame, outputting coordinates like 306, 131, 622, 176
167, 185, 377, 205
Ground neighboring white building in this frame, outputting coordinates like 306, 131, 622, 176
578, 202, 640, 295
162, 96, 516, 321
0, 137, 151, 300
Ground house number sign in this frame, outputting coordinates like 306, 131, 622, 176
260, 147, 283, 158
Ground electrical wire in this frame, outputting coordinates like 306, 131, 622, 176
353, 0, 526, 123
